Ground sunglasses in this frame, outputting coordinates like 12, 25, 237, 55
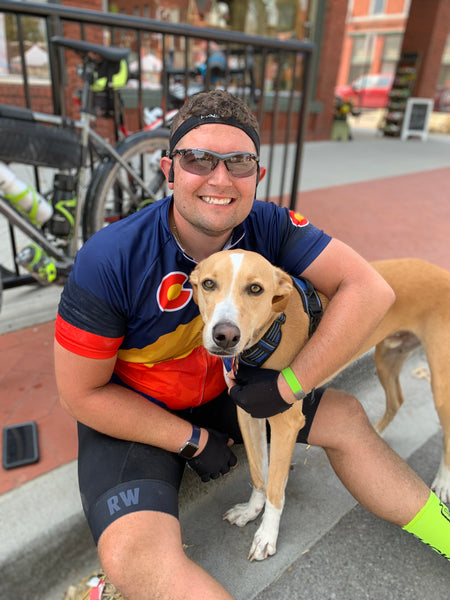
170, 148, 259, 178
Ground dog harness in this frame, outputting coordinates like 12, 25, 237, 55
226, 276, 323, 371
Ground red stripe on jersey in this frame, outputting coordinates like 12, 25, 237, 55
114, 347, 226, 410
55, 313, 124, 359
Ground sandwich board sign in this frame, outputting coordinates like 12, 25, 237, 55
401, 98, 434, 141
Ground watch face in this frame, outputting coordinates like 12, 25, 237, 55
179, 442, 198, 459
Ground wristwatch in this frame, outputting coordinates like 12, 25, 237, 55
178, 425, 201, 459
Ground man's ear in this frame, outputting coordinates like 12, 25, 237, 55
258, 166, 266, 183
271, 269, 293, 313
160, 156, 174, 189
254, 166, 266, 197
189, 267, 199, 305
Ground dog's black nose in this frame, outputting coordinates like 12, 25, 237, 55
212, 322, 241, 349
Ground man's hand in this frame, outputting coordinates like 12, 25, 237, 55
228, 365, 292, 418
187, 428, 237, 482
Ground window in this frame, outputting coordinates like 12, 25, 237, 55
348, 34, 374, 82
381, 34, 403, 73
0, 13, 50, 80
226, 0, 308, 40
370, 0, 385, 15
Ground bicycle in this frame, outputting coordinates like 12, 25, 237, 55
0, 36, 172, 292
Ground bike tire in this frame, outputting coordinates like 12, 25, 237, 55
83, 128, 170, 241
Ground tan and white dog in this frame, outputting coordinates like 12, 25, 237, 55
190, 250, 450, 561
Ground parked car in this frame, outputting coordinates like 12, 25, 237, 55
335, 73, 394, 109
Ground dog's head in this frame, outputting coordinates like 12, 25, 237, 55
190, 250, 293, 357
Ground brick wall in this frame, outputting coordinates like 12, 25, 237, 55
307, 0, 348, 141
387, 0, 406, 14
0, 0, 104, 115
0, 82, 52, 112
401, 0, 450, 98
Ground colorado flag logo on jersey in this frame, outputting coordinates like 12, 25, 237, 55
157, 272, 192, 311
289, 210, 309, 227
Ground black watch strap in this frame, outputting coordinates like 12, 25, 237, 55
178, 425, 201, 459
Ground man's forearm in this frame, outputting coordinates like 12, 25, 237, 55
63, 381, 201, 451
278, 270, 395, 400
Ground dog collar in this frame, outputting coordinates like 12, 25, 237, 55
237, 275, 322, 369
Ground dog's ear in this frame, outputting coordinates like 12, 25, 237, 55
189, 266, 200, 305
271, 269, 293, 313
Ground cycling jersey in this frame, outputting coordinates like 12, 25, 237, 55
55, 196, 331, 410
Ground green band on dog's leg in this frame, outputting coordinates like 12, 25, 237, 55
403, 491, 450, 560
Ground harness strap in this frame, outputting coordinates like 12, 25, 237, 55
291, 276, 323, 337
239, 313, 286, 367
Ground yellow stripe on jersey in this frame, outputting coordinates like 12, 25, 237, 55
118, 314, 204, 366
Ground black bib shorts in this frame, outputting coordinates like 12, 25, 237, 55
78, 387, 324, 544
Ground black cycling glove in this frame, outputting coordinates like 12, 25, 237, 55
229, 365, 292, 418
187, 428, 237, 482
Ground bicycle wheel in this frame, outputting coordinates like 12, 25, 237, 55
83, 128, 170, 240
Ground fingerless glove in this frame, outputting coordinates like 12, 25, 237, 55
187, 428, 237, 482
229, 365, 291, 418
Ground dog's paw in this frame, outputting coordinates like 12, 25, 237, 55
248, 499, 282, 562
431, 457, 450, 504
223, 487, 265, 527
248, 530, 277, 561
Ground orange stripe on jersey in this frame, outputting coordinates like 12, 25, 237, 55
55, 314, 124, 359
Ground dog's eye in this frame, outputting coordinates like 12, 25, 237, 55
248, 284, 263, 295
202, 279, 215, 290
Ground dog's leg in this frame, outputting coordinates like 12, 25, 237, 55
223, 408, 267, 527
374, 332, 420, 433
248, 403, 306, 561
432, 455, 450, 503
424, 342, 450, 503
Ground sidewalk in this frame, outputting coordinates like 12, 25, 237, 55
1, 124, 450, 599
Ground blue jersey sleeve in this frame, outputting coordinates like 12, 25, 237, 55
243, 201, 332, 274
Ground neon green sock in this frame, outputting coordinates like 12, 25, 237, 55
402, 491, 450, 560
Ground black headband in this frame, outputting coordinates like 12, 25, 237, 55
169, 114, 260, 155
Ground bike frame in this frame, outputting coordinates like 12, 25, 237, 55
0, 108, 159, 263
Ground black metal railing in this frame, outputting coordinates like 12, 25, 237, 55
0, 0, 314, 208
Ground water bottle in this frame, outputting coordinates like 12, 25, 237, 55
48, 173, 77, 239
0, 162, 53, 225
16, 244, 57, 284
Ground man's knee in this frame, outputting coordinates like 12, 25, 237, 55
308, 388, 371, 448
98, 511, 184, 593
328, 388, 368, 421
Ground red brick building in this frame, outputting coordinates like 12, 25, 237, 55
101, 0, 450, 138
1, 0, 448, 140
337, 0, 450, 94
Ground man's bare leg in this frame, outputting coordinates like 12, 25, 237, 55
308, 388, 430, 525
99, 511, 234, 600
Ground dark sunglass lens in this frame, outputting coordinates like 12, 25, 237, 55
180, 150, 215, 175
226, 155, 257, 177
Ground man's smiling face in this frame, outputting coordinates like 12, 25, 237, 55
166, 123, 260, 239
